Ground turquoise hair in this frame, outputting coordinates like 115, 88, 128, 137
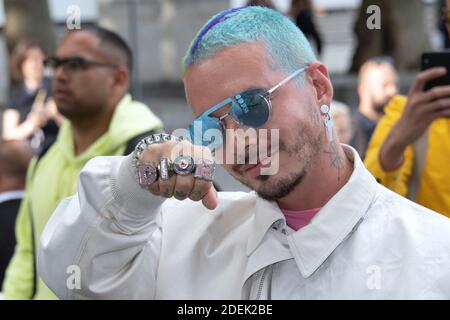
183, 6, 316, 83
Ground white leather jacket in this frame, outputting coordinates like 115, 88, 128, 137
38, 146, 450, 299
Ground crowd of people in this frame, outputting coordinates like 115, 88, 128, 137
0, 1, 449, 300
0, 26, 163, 299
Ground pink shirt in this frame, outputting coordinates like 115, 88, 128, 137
279, 207, 321, 231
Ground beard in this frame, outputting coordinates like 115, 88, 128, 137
56, 98, 103, 122
255, 169, 306, 201
372, 95, 392, 115
229, 122, 323, 201
372, 102, 386, 115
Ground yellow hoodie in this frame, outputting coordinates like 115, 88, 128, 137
365, 95, 450, 217
2, 94, 163, 299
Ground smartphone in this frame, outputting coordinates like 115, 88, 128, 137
31, 88, 48, 112
421, 51, 450, 91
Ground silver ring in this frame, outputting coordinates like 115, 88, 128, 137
173, 155, 195, 176
194, 159, 216, 181
137, 162, 158, 186
133, 134, 184, 189
134, 133, 182, 159
159, 157, 172, 181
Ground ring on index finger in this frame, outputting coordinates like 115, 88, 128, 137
137, 162, 158, 186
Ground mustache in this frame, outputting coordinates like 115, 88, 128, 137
232, 143, 280, 173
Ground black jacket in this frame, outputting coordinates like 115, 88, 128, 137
0, 197, 22, 287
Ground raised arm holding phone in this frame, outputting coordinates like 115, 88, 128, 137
2, 41, 62, 151
379, 67, 450, 171
365, 51, 450, 216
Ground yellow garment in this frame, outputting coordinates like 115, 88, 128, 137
2, 94, 163, 299
365, 95, 450, 217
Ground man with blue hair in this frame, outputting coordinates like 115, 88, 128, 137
37, 7, 450, 299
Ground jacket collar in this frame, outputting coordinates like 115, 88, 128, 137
246, 194, 284, 256
247, 145, 378, 277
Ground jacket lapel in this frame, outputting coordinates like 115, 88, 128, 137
244, 196, 292, 284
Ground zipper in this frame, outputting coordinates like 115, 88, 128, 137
256, 267, 269, 300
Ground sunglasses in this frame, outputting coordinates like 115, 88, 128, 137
188, 66, 309, 151
44, 56, 119, 72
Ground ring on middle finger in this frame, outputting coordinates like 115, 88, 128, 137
173, 155, 195, 176
159, 157, 172, 181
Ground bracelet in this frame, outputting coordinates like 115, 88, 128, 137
133, 133, 182, 161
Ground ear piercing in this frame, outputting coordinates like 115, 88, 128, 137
320, 104, 334, 143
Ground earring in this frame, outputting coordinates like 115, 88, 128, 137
320, 104, 334, 142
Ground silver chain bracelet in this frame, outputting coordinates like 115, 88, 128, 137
133, 133, 182, 162
133, 133, 182, 188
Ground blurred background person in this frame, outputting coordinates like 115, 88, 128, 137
330, 100, 353, 145
365, 66, 450, 218
351, 57, 399, 159
2, 40, 63, 152
438, 0, 450, 49
291, 0, 322, 56
247, 0, 275, 9
0, 141, 35, 291
2, 25, 163, 300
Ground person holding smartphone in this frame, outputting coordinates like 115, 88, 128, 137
2, 26, 164, 300
365, 62, 450, 217
2, 40, 63, 152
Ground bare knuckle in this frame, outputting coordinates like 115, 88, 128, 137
174, 181, 193, 193
158, 181, 174, 195
429, 87, 439, 98
416, 73, 427, 83
161, 188, 173, 198
149, 189, 160, 196
174, 190, 189, 200
148, 185, 159, 194
189, 190, 204, 201
433, 99, 449, 110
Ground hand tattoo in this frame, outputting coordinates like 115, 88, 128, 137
191, 190, 202, 201
175, 190, 187, 198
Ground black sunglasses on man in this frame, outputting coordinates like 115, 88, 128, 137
44, 56, 119, 72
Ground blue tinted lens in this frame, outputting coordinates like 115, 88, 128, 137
189, 116, 223, 150
230, 89, 270, 128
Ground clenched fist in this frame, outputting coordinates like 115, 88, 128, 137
136, 136, 218, 210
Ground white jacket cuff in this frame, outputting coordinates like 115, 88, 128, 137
108, 153, 165, 229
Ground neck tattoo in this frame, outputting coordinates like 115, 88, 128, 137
324, 141, 345, 182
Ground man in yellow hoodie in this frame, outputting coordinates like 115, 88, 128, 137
2, 25, 163, 299
365, 67, 450, 217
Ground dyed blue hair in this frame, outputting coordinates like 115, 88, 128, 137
183, 6, 316, 82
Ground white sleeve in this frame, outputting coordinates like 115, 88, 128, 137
37, 154, 165, 299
